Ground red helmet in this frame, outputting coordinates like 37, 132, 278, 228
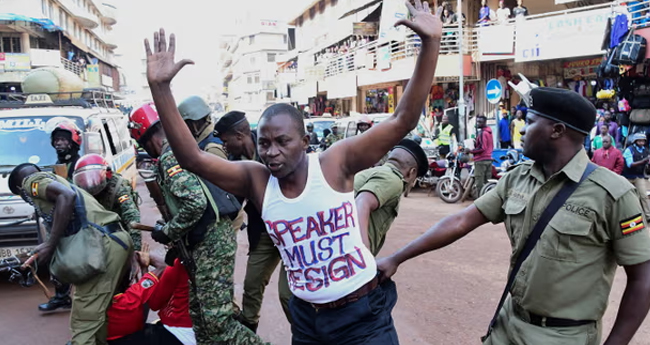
73, 154, 109, 195
129, 103, 160, 144
51, 121, 82, 146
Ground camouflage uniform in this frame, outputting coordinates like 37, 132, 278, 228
324, 132, 342, 149
157, 142, 268, 345
93, 174, 141, 249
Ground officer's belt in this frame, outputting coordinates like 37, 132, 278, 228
512, 302, 595, 328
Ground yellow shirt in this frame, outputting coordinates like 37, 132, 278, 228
512, 119, 525, 145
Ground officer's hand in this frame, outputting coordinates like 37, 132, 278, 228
151, 223, 172, 245
376, 256, 398, 283
33, 242, 55, 263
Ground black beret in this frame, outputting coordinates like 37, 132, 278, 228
528, 87, 596, 135
394, 139, 428, 177
214, 111, 246, 135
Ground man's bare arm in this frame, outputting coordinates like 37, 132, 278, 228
603, 260, 650, 345
144, 29, 267, 199
355, 192, 380, 250
38, 182, 76, 261
324, 0, 443, 177
377, 205, 488, 279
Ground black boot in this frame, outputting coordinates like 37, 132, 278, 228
234, 313, 259, 333
39, 283, 71, 312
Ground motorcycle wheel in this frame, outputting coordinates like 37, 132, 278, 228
436, 179, 464, 204
480, 182, 497, 197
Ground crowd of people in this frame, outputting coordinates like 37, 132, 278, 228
7, 2, 650, 345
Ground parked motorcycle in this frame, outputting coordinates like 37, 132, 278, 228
435, 152, 472, 203
479, 150, 524, 197
416, 157, 448, 190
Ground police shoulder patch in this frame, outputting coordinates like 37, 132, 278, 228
141, 278, 154, 289
118, 195, 130, 203
166, 164, 183, 178
31, 182, 39, 197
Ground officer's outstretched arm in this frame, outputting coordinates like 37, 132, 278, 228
144, 29, 267, 201
377, 205, 488, 280
604, 260, 650, 345
321, 2, 442, 178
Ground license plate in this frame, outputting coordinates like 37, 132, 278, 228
0, 247, 34, 259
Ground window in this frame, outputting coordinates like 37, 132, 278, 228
41, 0, 47, 15
309, 7, 316, 19
267, 53, 276, 62
102, 120, 118, 155
254, 74, 260, 83
48, 2, 54, 20
318, 0, 325, 13
1, 35, 22, 53
249, 35, 255, 44
250, 56, 256, 65
266, 91, 275, 102
247, 75, 252, 84
284, 35, 287, 44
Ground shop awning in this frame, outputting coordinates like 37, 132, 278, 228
0, 14, 62, 32
339, 0, 382, 20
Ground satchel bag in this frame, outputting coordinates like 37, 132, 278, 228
597, 47, 619, 78
49, 186, 108, 285
630, 109, 650, 125
613, 29, 647, 66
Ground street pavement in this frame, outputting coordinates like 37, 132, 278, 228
1, 185, 650, 344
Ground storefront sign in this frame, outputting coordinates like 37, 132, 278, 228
0, 53, 31, 71
87, 64, 100, 87
515, 8, 609, 62
378, 0, 408, 44
563, 57, 602, 79
477, 25, 515, 56
353, 22, 378, 36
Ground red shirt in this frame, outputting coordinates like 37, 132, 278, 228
149, 259, 192, 328
592, 146, 625, 175
107, 272, 159, 340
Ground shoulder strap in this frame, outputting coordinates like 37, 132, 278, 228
198, 132, 223, 150
108, 176, 124, 207
70, 185, 128, 250
482, 162, 599, 341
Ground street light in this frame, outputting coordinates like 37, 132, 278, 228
457, 0, 466, 142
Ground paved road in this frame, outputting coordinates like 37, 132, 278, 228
2, 187, 650, 344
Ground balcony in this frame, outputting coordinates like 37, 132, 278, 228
104, 30, 118, 49
61, 57, 87, 80
99, 2, 117, 26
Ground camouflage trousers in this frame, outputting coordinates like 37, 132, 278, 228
189, 219, 270, 345
129, 229, 142, 251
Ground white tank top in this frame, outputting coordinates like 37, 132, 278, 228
261, 153, 377, 303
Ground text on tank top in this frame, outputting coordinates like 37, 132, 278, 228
261, 153, 377, 304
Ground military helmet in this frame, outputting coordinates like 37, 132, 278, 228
178, 96, 211, 121
129, 103, 160, 145
73, 154, 109, 195
51, 121, 82, 147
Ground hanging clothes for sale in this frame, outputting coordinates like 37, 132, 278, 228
611, 14, 630, 49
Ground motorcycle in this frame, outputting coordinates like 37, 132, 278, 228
435, 151, 473, 203
413, 157, 448, 193
479, 150, 524, 197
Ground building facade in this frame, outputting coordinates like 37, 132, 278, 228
0, 0, 120, 92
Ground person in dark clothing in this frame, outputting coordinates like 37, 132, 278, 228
498, 111, 511, 148
306, 123, 319, 145
470, 115, 494, 194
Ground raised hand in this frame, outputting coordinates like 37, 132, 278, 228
395, 0, 443, 41
144, 28, 194, 86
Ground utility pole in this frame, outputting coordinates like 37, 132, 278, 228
456, 0, 466, 142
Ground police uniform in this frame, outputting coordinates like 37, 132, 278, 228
475, 87, 650, 344
214, 112, 292, 330
354, 163, 405, 256
324, 132, 342, 149
157, 142, 267, 345
23, 172, 132, 345
94, 174, 141, 250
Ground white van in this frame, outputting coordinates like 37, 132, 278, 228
0, 90, 137, 259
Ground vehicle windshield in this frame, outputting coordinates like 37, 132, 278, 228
0, 116, 85, 167
308, 120, 335, 140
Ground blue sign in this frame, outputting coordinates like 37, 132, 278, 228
486, 79, 503, 104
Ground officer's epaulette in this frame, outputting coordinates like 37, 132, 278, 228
506, 160, 533, 172
588, 167, 634, 200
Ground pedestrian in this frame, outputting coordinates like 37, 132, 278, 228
600, 111, 620, 144
591, 135, 624, 174
37, 121, 84, 313
470, 115, 494, 195
623, 133, 650, 220
510, 109, 525, 149
9, 163, 133, 345
178, 96, 244, 232
143, 1, 442, 342
73, 154, 142, 250
378, 87, 650, 345
434, 114, 455, 156
592, 123, 613, 151
214, 111, 292, 332
496, 0, 511, 24
129, 104, 266, 344
306, 123, 319, 145
498, 110, 511, 148
355, 139, 428, 255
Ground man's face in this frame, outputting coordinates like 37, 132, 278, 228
258, 113, 309, 178
602, 136, 612, 149
185, 119, 205, 139
516, 110, 524, 119
476, 117, 486, 129
520, 113, 554, 160
306, 125, 314, 133
220, 132, 245, 157
52, 135, 71, 152
332, 126, 338, 135
604, 112, 612, 121
358, 123, 370, 133
637, 139, 647, 147
600, 125, 609, 136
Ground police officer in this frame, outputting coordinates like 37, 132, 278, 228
324, 125, 342, 149
214, 111, 292, 332
306, 122, 319, 146
379, 87, 650, 344
623, 133, 650, 219
355, 139, 428, 255
357, 115, 373, 134
129, 104, 267, 344
51, 121, 82, 181
434, 114, 455, 157
72, 154, 142, 250
9, 163, 132, 344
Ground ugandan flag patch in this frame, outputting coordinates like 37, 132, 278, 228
166, 165, 183, 178
621, 214, 645, 236
118, 195, 130, 203
31, 182, 39, 197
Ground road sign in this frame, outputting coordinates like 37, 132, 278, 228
486, 79, 503, 104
